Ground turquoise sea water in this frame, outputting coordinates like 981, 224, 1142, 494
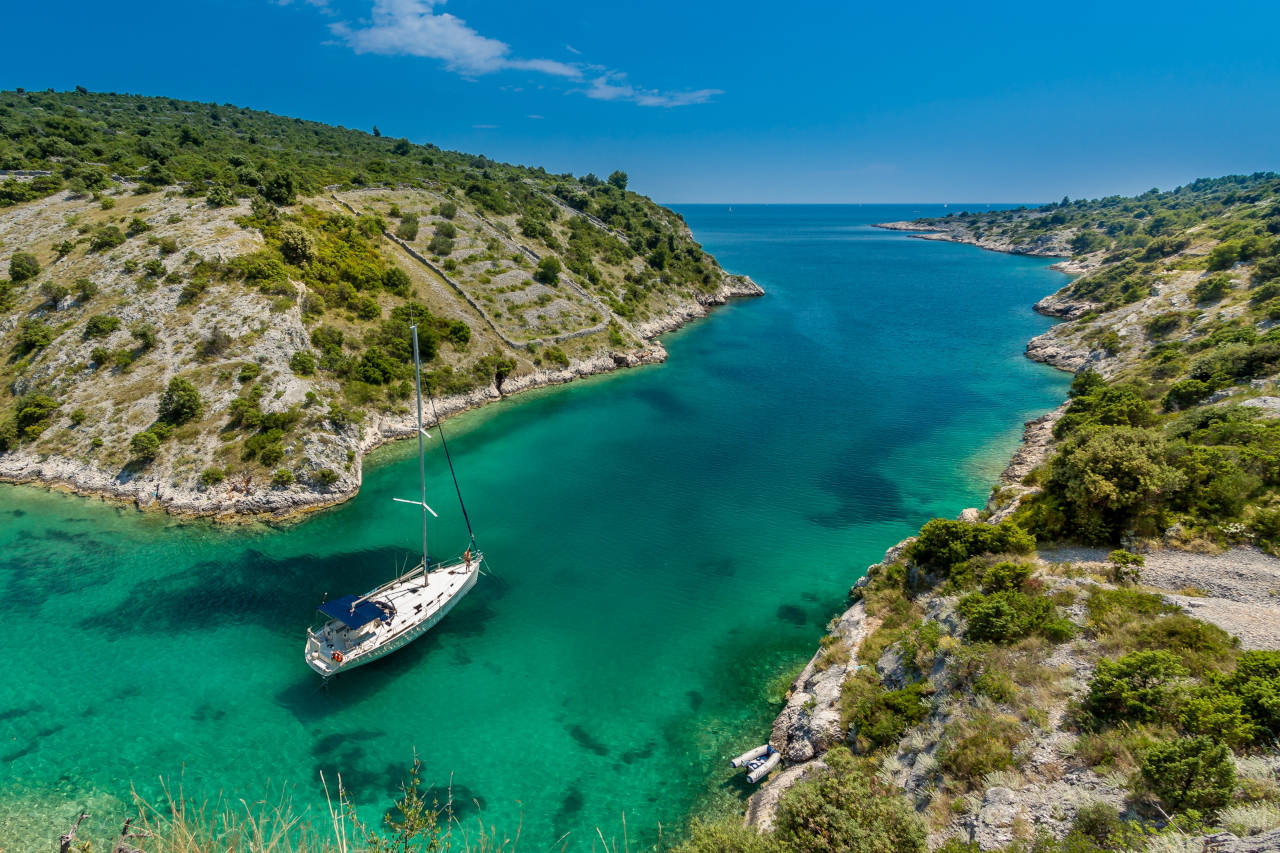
0, 205, 1069, 848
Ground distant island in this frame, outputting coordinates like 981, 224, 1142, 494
0, 90, 760, 519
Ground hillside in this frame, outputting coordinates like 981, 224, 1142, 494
670, 175, 1280, 853
0, 89, 760, 517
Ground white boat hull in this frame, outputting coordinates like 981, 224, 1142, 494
305, 555, 480, 677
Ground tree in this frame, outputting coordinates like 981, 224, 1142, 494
279, 222, 316, 264
1083, 650, 1189, 728
1139, 736, 1236, 812
130, 430, 160, 461
289, 350, 316, 375
8, 251, 40, 282
206, 183, 235, 208
158, 376, 203, 425
607, 170, 629, 190
83, 315, 121, 338
372, 125, 381, 137
534, 256, 562, 284
262, 171, 297, 206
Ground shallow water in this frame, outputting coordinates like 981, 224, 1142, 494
0, 205, 1069, 848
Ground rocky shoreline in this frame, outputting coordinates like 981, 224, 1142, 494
0, 274, 762, 522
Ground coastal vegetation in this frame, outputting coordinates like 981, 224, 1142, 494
677, 174, 1280, 853
0, 89, 757, 514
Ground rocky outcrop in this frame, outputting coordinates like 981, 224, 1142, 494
1033, 291, 1101, 320
1025, 331, 1094, 372
873, 221, 1073, 258
744, 599, 879, 831
633, 273, 763, 338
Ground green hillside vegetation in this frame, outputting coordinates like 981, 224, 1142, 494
0, 90, 753, 500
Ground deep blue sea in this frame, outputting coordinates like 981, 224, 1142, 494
0, 205, 1069, 848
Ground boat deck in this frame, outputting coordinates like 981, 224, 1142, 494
305, 558, 478, 676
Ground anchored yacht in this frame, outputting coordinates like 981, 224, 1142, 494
305, 325, 481, 677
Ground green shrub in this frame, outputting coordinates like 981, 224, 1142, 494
74, 278, 98, 301
774, 747, 927, 853
16, 317, 54, 353
83, 314, 121, 339
395, 215, 419, 241
8, 251, 40, 282
279, 222, 316, 264
206, 183, 235, 207
1163, 379, 1214, 412
959, 589, 1074, 644
534, 255, 562, 284
1055, 381, 1156, 437
1107, 549, 1144, 584
1227, 650, 1280, 738
672, 818, 785, 853
979, 561, 1034, 594
1138, 735, 1236, 812
1132, 614, 1238, 676
237, 363, 261, 383
438, 201, 457, 220
1035, 427, 1185, 544
289, 350, 316, 375
271, 468, 294, 488
1083, 650, 1189, 729
844, 680, 930, 753
158, 376, 203, 425
1192, 273, 1232, 303
89, 225, 125, 251
427, 234, 453, 255
130, 430, 160, 460
315, 468, 340, 488
13, 394, 59, 442
906, 519, 1034, 571
200, 467, 225, 487
1178, 684, 1257, 748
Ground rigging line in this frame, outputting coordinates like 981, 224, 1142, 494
427, 384, 477, 548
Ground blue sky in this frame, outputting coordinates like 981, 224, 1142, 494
2, 0, 1277, 203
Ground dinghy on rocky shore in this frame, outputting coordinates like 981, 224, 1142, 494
730, 743, 780, 783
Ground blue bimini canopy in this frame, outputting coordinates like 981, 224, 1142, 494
318, 595, 385, 629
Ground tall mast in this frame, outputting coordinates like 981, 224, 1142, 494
412, 325, 429, 578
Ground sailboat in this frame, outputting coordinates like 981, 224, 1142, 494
304, 325, 481, 677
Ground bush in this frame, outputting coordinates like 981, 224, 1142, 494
75, 278, 98, 301
534, 255, 562, 284
1036, 427, 1185, 544
8, 251, 40, 282
289, 350, 316, 375
435, 221, 457, 239
673, 818, 784, 853
427, 234, 453, 255
130, 429, 160, 460
1107, 549, 1144, 584
907, 519, 1035, 571
158, 376, 203, 425
271, 468, 294, 488
1192, 273, 1232, 303
383, 266, 411, 295
89, 225, 125, 251
206, 183, 235, 207
438, 201, 457, 220
16, 318, 53, 353
83, 314, 121, 339
1083, 650, 1189, 728
844, 681, 930, 753
315, 468, 340, 488
237, 362, 261, 383
279, 222, 316, 264
14, 394, 59, 442
773, 747, 927, 853
544, 345, 570, 368
959, 589, 1074, 644
1227, 650, 1280, 738
200, 467, 225, 487
1163, 379, 1213, 412
395, 215, 419, 241
1139, 735, 1236, 812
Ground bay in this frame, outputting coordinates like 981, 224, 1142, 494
0, 204, 1069, 848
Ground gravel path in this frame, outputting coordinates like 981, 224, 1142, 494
1040, 546, 1280, 650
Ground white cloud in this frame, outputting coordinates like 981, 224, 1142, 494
472, 124, 498, 129
527, 114, 544, 119
584, 73, 722, 108
318, 1, 720, 107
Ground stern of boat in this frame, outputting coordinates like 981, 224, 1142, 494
305, 628, 340, 677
